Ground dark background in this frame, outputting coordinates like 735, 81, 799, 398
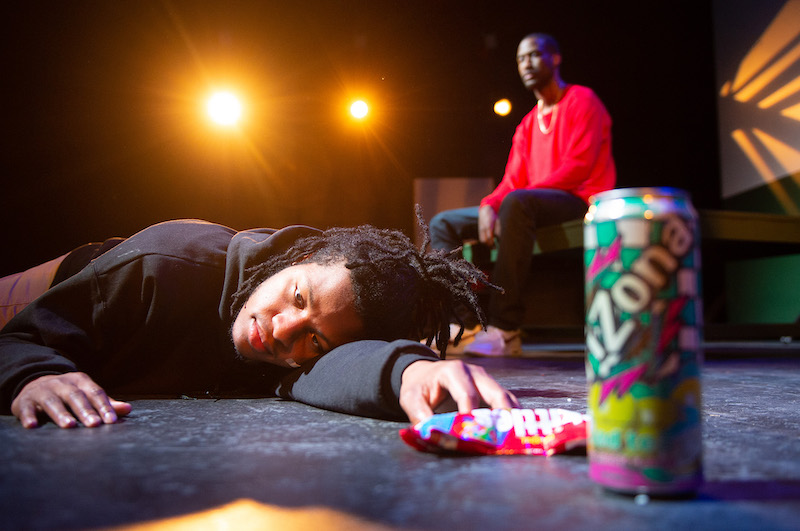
1, 1, 720, 276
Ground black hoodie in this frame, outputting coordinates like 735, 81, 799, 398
0, 219, 435, 420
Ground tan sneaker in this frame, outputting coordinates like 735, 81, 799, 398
463, 326, 522, 357
423, 324, 482, 356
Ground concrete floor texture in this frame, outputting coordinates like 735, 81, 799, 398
2, 346, 799, 531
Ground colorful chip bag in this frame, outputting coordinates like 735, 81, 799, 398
400, 408, 588, 456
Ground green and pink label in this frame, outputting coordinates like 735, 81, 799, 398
584, 212, 703, 494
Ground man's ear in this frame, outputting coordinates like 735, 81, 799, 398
553, 53, 562, 68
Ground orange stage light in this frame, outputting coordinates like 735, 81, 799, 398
494, 98, 512, 116
350, 100, 369, 120
207, 91, 243, 126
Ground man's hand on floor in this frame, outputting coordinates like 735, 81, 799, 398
399, 359, 519, 425
11, 372, 131, 429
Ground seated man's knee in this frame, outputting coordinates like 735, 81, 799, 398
429, 211, 450, 238
498, 190, 533, 222
430, 211, 448, 230
429, 210, 459, 249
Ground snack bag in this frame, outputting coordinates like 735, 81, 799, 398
400, 408, 588, 456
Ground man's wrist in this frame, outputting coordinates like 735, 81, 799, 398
390, 349, 437, 399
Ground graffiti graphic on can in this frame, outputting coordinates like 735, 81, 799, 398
584, 188, 703, 495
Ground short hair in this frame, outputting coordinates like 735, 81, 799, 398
230, 208, 498, 358
522, 33, 560, 56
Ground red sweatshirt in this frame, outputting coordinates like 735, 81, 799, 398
481, 85, 616, 211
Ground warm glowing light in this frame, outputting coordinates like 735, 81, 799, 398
731, 129, 774, 182
350, 100, 369, 119
117, 498, 391, 530
732, 129, 799, 214
718, 0, 800, 204
729, 0, 800, 94
752, 128, 800, 173
494, 99, 512, 116
758, 75, 800, 108
734, 41, 800, 102
781, 100, 800, 121
207, 91, 243, 126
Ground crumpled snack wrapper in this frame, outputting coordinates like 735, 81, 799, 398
400, 408, 588, 456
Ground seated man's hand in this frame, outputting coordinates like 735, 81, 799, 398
477, 205, 498, 247
11, 372, 131, 429
400, 360, 519, 425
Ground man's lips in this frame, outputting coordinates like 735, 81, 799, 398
249, 319, 268, 353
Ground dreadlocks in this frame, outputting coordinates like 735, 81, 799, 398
230, 208, 500, 358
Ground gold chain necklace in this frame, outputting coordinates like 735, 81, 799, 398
537, 100, 558, 134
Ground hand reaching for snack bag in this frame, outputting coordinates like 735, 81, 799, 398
399, 359, 519, 425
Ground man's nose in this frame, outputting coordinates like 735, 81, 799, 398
272, 310, 306, 347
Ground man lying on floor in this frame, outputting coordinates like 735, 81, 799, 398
0, 218, 518, 429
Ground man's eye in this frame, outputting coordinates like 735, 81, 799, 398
294, 287, 304, 307
311, 334, 323, 354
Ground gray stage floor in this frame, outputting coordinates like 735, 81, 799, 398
2, 349, 799, 530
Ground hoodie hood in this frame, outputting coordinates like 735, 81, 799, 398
218, 225, 322, 324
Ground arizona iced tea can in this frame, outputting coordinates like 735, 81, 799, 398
583, 187, 703, 495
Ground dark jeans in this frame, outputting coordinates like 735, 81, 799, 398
429, 188, 587, 330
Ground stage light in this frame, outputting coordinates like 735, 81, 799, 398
350, 100, 369, 120
207, 91, 243, 126
494, 98, 512, 116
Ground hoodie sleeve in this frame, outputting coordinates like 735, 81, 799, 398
0, 220, 235, 413
0, 261, 107, 414
274, 339, 438, 421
